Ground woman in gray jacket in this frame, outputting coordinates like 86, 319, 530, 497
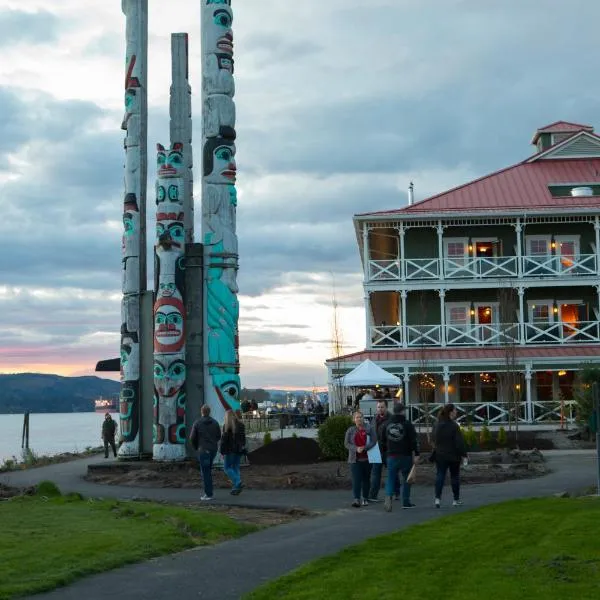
344, 411, 377, 507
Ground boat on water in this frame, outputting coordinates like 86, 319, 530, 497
94, 396, 118, 413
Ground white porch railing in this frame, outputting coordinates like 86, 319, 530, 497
370, 322, 600, 348
367, 254, 597, 282
405, 258, 440, 279
524, 321, 600, 344
405, 400, 577, 426
522, 253, 596, 277
368, 259, 400, 280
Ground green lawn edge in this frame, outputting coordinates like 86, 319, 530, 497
246, 497, 600, 600
0, 492, 258, 599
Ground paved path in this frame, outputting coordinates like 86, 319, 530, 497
0, 451, 597, 599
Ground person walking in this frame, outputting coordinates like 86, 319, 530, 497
220, 410, 246, 495
344, 411, 377, 507
367, 400, 391, 502
432, 403, 467, 508
381, 403, 420, 512
189, 405, 222, 500
101, 412, 118, 458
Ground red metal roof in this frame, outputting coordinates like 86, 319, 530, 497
359, 156, 600, 216
327, 345, 600, 364
531, 121, 593, 144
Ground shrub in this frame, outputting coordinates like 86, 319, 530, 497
497, 426, 507, 447
479, 425, 492, 449
21, 448, 39, 467
463, 425, 477, 449
263, 432, 273, 445
317, 415, 352, 460
36, 480, 62, 498
292, 432, 298, 439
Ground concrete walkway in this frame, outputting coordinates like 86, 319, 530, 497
0, 451, 597, 599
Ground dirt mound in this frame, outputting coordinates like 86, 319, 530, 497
248, 437, 321, 465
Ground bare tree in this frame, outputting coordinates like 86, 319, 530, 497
416, 290, 435, 440
330, 277, 346, 414
497, 284, 523, 442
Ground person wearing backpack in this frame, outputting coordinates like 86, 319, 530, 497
381, 403, 420, 512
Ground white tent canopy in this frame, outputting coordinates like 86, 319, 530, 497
339, 359, 402, 387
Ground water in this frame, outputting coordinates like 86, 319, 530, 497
0, 411, 118, 464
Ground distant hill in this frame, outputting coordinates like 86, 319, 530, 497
0, 373, 120, 414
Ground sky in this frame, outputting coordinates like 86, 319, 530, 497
1, 0, 600, 389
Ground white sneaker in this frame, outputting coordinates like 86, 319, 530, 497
453, 499, 463, 507
200, 494, 214, 501
434, 498, 441, 508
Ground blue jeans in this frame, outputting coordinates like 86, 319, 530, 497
435, 460, 461, 500
369, 460, 400, 499
386, 455, 413, 504
223, 453, 242, 489
351, 461, 372, 501
197, 450, 216, 497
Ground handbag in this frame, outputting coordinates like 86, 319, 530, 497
407, 464, 417, 484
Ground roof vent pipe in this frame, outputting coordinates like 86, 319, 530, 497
408, 181, 414, 205
571, 186, 593, 197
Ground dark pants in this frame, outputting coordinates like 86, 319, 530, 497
197, 450, 217, 497
368, 459, 400, 499
435, 460, 461, 500
103, 437, 117, 458
351, 461, 372, 501
386, 455, 413, 503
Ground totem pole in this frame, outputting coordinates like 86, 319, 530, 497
201, 0, 241, 422
119, 0, 148, 458
152, 34, 193, 461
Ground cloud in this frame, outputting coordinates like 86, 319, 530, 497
0, 9, 59, 47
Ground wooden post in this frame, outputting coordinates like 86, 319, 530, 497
21, 411, 30, 450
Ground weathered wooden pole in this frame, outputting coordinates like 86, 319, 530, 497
201, 0, 241, 422
119, 0, 148, 458
152, 34, 194, 461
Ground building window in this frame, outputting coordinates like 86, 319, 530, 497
444, 238, 468, 266
536, 372, 553, 401
458, 373, 476, 403
558, 371, 574, 400
528, 238, 549, 256
448, 306, 468, 325
531, 304, 550, 323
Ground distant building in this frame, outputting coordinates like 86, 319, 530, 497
327, 121, 600, 425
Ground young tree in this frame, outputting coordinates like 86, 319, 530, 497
497, 284, 523, 441
330, 278, 346, 414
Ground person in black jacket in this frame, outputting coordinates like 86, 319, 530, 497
381, 403, 420, 512
101, 413, 118, 458
189, 405, 222, 500
220, 409, 246, 495
432, 403, 467, 508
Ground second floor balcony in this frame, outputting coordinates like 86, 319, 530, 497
370, 320, 600, 348
369, 253, 598, 282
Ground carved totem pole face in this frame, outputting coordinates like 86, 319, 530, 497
203, 137, 236, 184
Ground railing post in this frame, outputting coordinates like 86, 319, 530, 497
399, 224, 406, 282
401, 290, 408, 348
363, 222, 370, 282
525, 365, 533, 423
439, 289, 446, 347
515, 218, 523, 279
437, 221, 444, 280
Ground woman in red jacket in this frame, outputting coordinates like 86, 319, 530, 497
344, 411, 377, 507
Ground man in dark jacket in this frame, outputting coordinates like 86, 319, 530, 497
381, 403, 420, 512
101, 412, 118, 458
189, 405, 222, 500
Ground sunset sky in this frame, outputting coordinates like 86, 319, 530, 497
1, 0, 600, 388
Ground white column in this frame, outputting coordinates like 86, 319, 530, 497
595, 216, 600, 276
596, 285, 600, 322
403, 370, 411, 406
439, 289, 446, 347
401, 290, 408, 348
364, 291, 371, 348
437, 221, 444, 279
518, 287, 525, 345
443, 366, 450, 404
399, 224, 406, 282
515, 218, 523, 278
363, 223, 370, 282
525, 364, 533, 423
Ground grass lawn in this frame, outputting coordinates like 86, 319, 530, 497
0, 491, 257, 599
247, 497, 600, 600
